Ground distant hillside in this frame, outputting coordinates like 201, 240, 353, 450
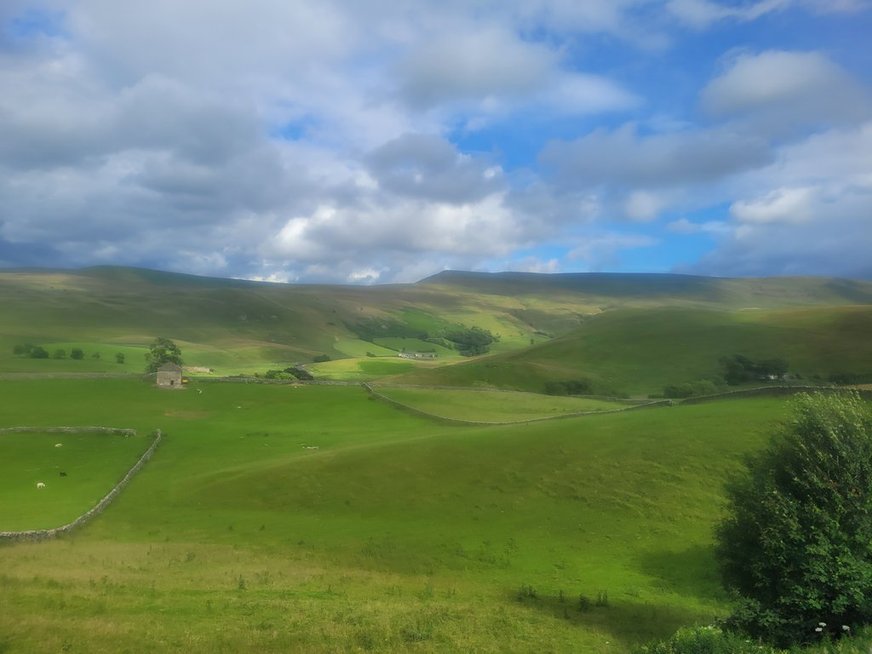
421, 270, 872, 307
391, 305, 872, 397
1, 266, 870, 380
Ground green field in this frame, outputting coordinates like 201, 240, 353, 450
0, 431, 151, 530
0, 377, 803, 652
2, 268, 872, 651
373, 386, 630, 422
395, 305, 872, 396
2, 267, 871, 382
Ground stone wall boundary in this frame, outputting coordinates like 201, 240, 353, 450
0, 428, 162, 543
361, 383, 670, 427
678, 386, 872, 405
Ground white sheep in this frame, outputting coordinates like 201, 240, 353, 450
36, 482, 46, 489
54, 443, 63, 448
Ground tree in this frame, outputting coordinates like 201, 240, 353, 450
144, 337, 182, 373
52, 348, 66, 359
715, 392, 872, 647
115, 352, 125, 364
70, 348, 84, 360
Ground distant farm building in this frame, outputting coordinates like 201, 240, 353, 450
156, 363, 183, 388
398, 351, 438, 360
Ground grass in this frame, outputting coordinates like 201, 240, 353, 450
3, 267, 871, 383
0, 377, 803, 652
395, 306, 872, 397
373, 386, 630, 422
372, 337, 458, 358
0, 430, 152, 530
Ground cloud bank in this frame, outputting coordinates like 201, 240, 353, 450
0, 1, 870, 281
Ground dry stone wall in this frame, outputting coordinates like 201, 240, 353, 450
361, 383, 670, 426
0, 428, 162, 543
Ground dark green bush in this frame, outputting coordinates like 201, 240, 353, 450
716, 392, 872, 647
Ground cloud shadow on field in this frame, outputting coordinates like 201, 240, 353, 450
511, 586, 720, 648
637, 544, 726, 603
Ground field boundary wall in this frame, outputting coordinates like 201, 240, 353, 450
0, 428, 162, 543
679, 385, 872, 405
361, 383, 670, 426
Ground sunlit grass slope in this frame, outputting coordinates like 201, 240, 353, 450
1, 267, 870, 378
0, 377, 797, 652
372, 386, 629, 421
394, 305, 872, 396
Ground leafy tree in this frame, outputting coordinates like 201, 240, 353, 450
70, 348, 84, 360
715, 392, 872, 647
29, 345, 48, 359
144, 337, 182, 373
52, 348, 66, 359
444, 326, 496, 356
115, 352, 125, 364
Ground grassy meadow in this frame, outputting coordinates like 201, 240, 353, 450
371, 386, 630, 422
2, 267, 872, 651
0, 377, 796, 652
0, 431, 152, 530
394, 305, 872, 397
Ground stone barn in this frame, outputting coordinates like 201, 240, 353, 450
156, 363, 183, 388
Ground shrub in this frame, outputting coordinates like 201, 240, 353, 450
115, 352, 125, 364
312, 354, 331, 363
715, 392, 872, 647
634, 625, 777, 654
52, 348, 66, 359
70, 348, 84, 360
544, 379, 593, 396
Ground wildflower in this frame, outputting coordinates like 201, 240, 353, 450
815, 627, 822, 633
818, 622, 827, 627
842, 625, 850, 632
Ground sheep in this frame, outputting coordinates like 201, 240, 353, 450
54, 443, 63, 448
36, 482, 46, 489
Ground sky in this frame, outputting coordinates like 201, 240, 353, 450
0, 0, 870, 284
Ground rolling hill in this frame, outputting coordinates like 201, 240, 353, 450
1, 266, 870, 386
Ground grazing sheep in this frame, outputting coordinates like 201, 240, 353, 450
54, 443, 63, 448
36, 482, 46, 489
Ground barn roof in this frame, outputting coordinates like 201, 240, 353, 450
157, 362, 182, 372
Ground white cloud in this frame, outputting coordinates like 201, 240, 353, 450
701, 50, 871, 129
667, 218, 730, 234
731, 187, 816, 223
541, 123, 771, 188
689, 122, 872, 278
667, 0, 789, 29
568, 233, 658, 270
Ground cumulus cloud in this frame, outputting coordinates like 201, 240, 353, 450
540, 123, 771, 189
568, 232, 658, 270
365, 133, 503, 204
701, 50, 871, 129
667, 0, 789, 29
0, 1, 868, 282
689, 121, 872, 278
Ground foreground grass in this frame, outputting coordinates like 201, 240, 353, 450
0, 379, 794, 651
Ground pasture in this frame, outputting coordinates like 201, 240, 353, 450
371, 386, 630, 422
0, 378, 796, 652
0, 430, 151, 530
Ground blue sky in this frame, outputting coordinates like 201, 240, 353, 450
0, 1, 870, 283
